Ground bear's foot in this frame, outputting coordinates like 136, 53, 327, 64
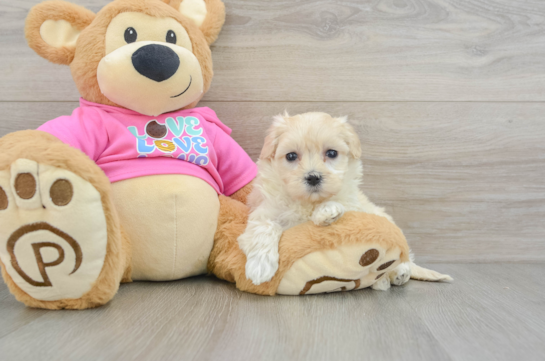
0, 159, 120, 309
210, 199, 410, 297
277, 243, 402, 295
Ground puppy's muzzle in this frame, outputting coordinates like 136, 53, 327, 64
131, 44, 180, 82
305, 173, 322, 187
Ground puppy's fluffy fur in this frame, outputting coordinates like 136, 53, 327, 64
238, 112, 451, 287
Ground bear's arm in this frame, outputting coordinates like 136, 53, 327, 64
37, 107, 109, 161
229, 181, 253, 205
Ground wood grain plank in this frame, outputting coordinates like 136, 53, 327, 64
0, 275, 48, 338
0, 277, 239, 360
1, 265, 544, 361
0, 275, 451, 361
400, 263, 545, 361
0, 101, 543, 262
2, 0, 545, 101
206, 283, 450, 361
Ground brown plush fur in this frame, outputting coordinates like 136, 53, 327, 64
209, 195, 410, 296
168, 0, 226, 45
0, 130, 131, 309
198, 0, 226, 45
25, 0, 95, 65
229, 181, 253, 205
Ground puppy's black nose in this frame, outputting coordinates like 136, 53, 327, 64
305, 174, 322, 186
131, 44, 180, 82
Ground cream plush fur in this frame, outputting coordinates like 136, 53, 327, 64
111, 175, 219, 281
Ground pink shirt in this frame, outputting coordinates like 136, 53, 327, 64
38, 99, 257, 195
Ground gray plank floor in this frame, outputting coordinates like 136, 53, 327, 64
1, 264, 544, 361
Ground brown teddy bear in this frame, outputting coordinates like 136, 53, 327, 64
0, 0, 413, 309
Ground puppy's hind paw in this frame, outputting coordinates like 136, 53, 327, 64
312, 201, 345, 226
389, 262, 411, 286
372, 275, 391, 291
245, 251, 279, 285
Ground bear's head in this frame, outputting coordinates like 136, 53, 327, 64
25, 0, 225, 116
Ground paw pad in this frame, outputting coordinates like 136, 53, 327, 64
50, 179, 73, 206
14, 173, 36, 199
377, 260, 395, 271
8, 171, 74, 208
359, 249, 379, 266
0, 187, 7, 210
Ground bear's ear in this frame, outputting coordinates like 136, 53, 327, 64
25, 0, 95, 65
169, 0, 225, 45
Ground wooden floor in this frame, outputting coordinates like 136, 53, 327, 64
0, 264, 544, 361
1, 0, 545, 360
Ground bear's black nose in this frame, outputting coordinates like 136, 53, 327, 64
131, 44, 180, 82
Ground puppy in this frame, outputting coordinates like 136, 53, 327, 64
238, 112, 450, 287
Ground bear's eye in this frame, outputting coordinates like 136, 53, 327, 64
286, 152, 298, 162
124, 27, 137, 43
325, 150, 338, 159
166, 30, 177, 44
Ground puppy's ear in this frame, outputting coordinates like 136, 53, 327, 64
338, 117, 362, 159
169, 0, 226, 45
25, 1, 95, 65
260, 113, 288, 161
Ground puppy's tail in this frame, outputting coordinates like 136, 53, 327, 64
409, 263, 453, 282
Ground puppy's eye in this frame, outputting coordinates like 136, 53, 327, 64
124, 27, 137, 43
326, 150, 338, 159
166, 30, 177, 44
286, 152, 298, 162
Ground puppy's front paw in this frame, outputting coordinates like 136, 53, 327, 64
311, 201, 345, 226
245, 250, 279, 285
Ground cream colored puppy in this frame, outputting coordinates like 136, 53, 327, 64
238, 111, 422, 287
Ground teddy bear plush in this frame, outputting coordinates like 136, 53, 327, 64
0, 0, 412, 309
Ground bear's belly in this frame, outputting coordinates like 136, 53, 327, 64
111, 174, 220, 281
